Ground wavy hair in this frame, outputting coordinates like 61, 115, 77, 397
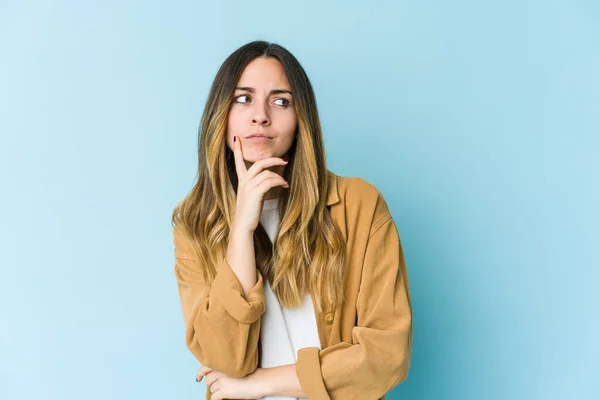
171, 40, 346, 312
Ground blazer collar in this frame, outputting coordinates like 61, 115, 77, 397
325, 170, 340, 206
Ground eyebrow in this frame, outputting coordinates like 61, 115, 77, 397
235, 86, 293, 96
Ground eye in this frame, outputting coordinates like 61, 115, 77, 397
235, 94, 251, 104
273, 98, 290, 107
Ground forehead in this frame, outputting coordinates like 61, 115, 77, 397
237, 57, 291, 89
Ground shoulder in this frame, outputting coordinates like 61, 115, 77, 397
336, 174, 379, 200
331, 172, 392, 230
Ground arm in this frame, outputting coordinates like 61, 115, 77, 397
250, 365, 306, 398
227, 228, 258, 298
294, 202, 413, 399
173, 227, 266, 378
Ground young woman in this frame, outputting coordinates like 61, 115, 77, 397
172, 40, 412, 400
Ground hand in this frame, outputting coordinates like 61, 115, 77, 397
231, 135, 289, 235
197, 365, 266, 400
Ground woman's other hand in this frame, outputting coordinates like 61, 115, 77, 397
197, 364, 267, 400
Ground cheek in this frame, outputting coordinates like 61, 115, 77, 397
276, 111, 298, 136
227, 110, 243, 136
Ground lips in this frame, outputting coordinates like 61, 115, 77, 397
246, 134, 272, 139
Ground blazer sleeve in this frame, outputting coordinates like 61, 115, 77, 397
295, 210, 413, 399
173, 227, 266, 378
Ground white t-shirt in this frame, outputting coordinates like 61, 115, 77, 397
257, 198, 321, 400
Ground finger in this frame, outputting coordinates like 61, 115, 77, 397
196, 365, 213, 382
196, 365, 212, 381
211, 390, 223, 400
256, 176, 290, 194
250, 170, 287, 188
204, 370, 221, 388
232, 135, 247, 179
246, 156, 288, 181
209, 380, 220, 394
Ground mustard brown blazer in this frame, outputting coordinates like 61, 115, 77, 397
173, 170, 413, 400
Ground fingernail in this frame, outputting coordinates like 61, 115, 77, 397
282, 157, 288, 162
196, 377, 199, 382
234, 136, 237, 142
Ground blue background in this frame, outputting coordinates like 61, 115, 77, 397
1, 1, 598, 399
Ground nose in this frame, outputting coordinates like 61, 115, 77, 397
251, 102, 270, 125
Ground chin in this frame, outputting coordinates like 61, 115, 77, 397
243, 149, 280, 161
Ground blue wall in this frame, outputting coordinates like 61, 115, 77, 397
1, 1, 598, 399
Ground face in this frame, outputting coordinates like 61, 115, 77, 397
226, 57, 297, 167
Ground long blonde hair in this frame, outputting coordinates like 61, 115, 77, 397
171, 40, 346, 312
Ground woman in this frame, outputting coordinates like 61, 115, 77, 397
172, 40, 412, 400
